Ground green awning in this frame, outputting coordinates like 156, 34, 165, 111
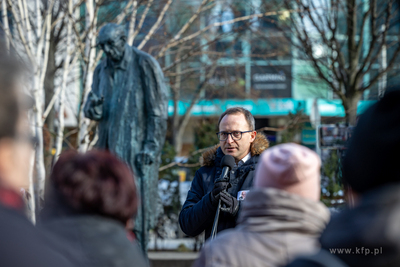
167, 98, 376, 117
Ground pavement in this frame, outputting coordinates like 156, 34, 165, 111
148, 238, 198, 251
148, 252, 199, 267
148, 252, 199, 260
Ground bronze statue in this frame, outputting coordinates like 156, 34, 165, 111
84, 23, 168, 250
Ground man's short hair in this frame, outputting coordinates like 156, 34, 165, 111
218, 107, 255, 131
0, 50, 24, 140
50, 150, 138, 224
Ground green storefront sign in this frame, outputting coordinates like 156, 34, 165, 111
168, 98, 376, 117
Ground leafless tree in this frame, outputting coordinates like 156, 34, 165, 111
282, 0, 400, 125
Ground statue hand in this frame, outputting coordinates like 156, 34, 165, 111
90, 93, 104, 108
86, 92, 104, 120
92, 96, 104, 115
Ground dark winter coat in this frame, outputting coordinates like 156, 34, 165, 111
179, 134, 269, 240
0, 203, 75, 267
287, 184, 400, 267
40, 215, 148, 267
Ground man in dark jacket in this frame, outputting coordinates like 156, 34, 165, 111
0, 51, 74, 266
179, 107, 269, 240
287, 90, 400, 267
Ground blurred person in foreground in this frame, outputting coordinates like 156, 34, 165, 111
287, 90, 400, 267
179, 107, 269, 240
193, 143, 330, 267
0, 52, 74, 266
40, 150, 148, 267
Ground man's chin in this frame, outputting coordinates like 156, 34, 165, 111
223, 150, 237, 157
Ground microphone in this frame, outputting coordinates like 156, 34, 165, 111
219, 155, 235, 182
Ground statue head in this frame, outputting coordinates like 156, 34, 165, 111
98, 23, 127, 62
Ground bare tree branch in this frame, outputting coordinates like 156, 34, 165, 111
346, 0, 357, 76
130, 0, 154, 43
21, 0, 34, 53
69, 14, 88, 63
359, 0, 393, 81
6, 0, 35, 63
176, 63, 218, 134
162, 29, 244, 72
157, 0, 211, 58
0, 23, 18, 50
115, 0, 135, 23
159, 145, 215, 171
364, 42, 400, 91
43, 50, 78, 121
39, 1, 55, 99
159, 162, 201, 172
127, 0, 138, 45
1, 0, 11, 50
137, 0, 173, 50
50, 0, 84, 30
157, 9, 297, 59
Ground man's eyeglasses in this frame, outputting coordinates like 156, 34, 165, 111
216, 131, 253, 141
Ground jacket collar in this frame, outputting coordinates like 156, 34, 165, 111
236, 152, 251, 168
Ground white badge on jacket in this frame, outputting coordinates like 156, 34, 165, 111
237, 190, 249, 201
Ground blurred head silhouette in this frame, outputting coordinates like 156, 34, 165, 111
343, 90, 400, 195
0, 50, 33, 193
47, 150, 138, 225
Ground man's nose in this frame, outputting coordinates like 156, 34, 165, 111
226, 134, 234, 143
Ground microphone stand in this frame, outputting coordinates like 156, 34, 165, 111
211, 178, 229, 240
211, 196, 223, 240
210, 155, 235, 240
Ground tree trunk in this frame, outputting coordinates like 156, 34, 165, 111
27, 113, 36, 224
343, 91, 362, 126
172, 116, 183, 156
78, 0, 97, 152
172, 57, 182, 155
173, 125, 186, 156
44, 33, 57, 176
55, 0, 72, 160
32, 0, 53, 214
2, 0, 10, 50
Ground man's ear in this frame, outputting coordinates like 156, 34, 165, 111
120, 35, 127, 44
250, 131, 257, 142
